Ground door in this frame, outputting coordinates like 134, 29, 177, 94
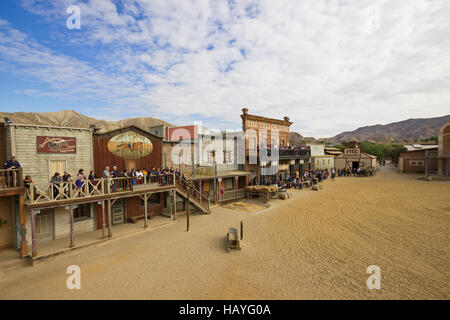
35, 209, 53, 241
125, 160, 136, 171
49, 160, 66, 180
352, 161, 359, 171
112, 199, 125, 225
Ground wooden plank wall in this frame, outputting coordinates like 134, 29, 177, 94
93, 130, 163, 175
13, 126, 94, 187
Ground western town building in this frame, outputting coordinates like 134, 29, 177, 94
334, 140, 377, 171
155, 123, 251, 204
0, 122, 94, 255
0, 121, 208, 259
308, 143, 335, 171
241, 108, 311, 183
398, 122, 450, 176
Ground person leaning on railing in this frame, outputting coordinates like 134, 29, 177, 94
88, 170, 98, 194
50, 172, 63, 199
24, 175, 39, 200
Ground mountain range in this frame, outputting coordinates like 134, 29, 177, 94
0, 110, 448, 144
290, 114, 450, 145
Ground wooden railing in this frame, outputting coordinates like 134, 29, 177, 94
175, 173, 210, 212
25, 173, 176, 205
246, 148, 311, 158
0, 168, 23, 189
219, 189, 247, 202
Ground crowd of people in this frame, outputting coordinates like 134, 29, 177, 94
22, 164, 186, 200
252, 168, 333, 191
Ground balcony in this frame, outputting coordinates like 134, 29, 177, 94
25, 174, 176, 207
246, 148, 311, 159
0, 168, 24, 196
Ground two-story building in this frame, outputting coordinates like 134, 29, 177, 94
241, 108, 311, 183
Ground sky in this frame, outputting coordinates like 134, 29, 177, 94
0, 0, 449, 138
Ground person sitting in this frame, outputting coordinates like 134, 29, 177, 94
4, 156, 21, 187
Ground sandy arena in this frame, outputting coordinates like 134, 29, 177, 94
0, 165, 448, 299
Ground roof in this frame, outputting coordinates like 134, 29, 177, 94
94, 125, 162, 140
1, 123, 93, 132
403, 144, 438, 152
187, 170, 252, 181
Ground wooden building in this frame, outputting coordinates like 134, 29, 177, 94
334, 140, 377, 171
398, 148, 438, 174
437, 122, 450, 177
0, 121, 94, 256
92, 126, 167, 223
241, 108, 311, 183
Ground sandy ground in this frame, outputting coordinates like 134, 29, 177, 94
0, 165, 448, 299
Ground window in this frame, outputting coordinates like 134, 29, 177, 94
140, 193, 160, 206
224, 151, 232, 163
410, 160, 424, 167
208, 151, 216, 163
49, 160, 66, 181
73, 204, 90, 220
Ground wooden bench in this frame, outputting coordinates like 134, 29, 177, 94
128, 215, 146, 224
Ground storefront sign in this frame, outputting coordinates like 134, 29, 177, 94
107, 131, 153, 159
37, 136, 76, 154
344, 148, 361, 158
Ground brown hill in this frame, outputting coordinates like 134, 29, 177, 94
326, 115, 450, 143
0, 110, 171, 134
291, 114, 450, 144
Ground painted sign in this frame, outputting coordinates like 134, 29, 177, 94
344, 148, 361, 158
37, 136, 76, 154
107, 131, 153, 159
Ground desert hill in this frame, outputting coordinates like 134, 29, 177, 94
0, 110, 171, 134
290, 114, 450, 145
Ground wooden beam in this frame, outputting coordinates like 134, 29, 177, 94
144, 193, 148, 228
101, 200, 106, 239
69, 205, 75, 248
173, 190, 177, 220
107, 199, 112, 238
30, 210, 37, 257
186, 187, 190, 232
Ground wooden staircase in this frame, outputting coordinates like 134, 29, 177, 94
175, 175, 210, 214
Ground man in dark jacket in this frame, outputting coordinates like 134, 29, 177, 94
4, 156, 21, 187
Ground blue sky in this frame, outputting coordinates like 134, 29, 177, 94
0, 0, 449, 137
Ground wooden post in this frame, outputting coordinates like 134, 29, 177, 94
29, 183, 34, 204
144, 193, 148, 228
107, 199, 112, 238
186, 187, 190, 232
69, 205, 75, 248
173, 189, 177, 220
213, 179, 217, 204
30, 210, 37, 257
19, 192, 27, 258
240, 220, 243, 240
101, 200, 106, 239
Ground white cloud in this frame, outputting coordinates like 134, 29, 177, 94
1, 0, 449, 137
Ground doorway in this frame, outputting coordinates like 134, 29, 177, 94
352, 162, 360, 171
35, 209, 54, 241
112, 199, 125, 225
